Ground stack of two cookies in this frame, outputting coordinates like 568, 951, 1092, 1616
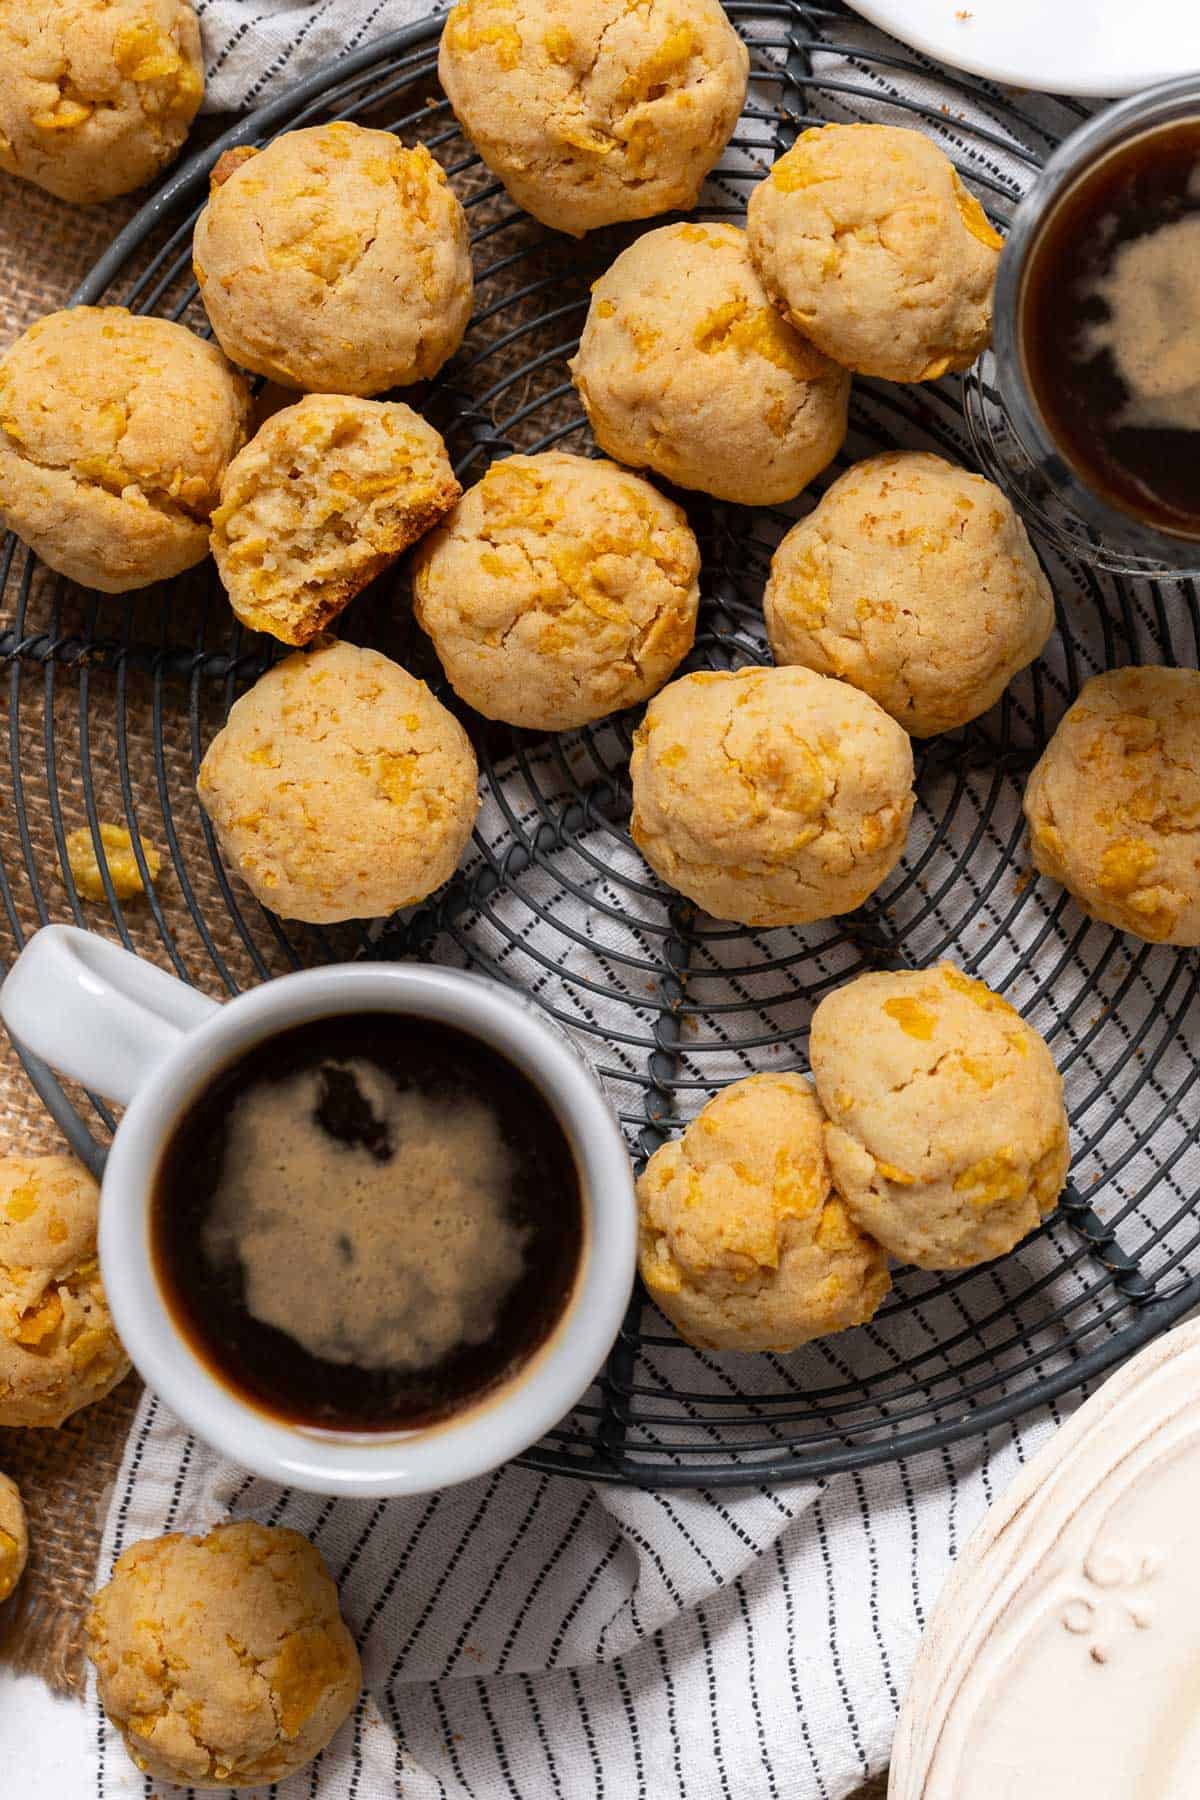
637, 961, 1071, 1355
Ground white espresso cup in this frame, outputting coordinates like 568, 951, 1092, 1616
0, 925, 636, 1497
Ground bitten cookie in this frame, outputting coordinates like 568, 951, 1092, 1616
212, 395, 461, 645
197, 639, 479, 923
1023, 666, 1200, 945
438, 0, 748, 236
193, 124, 473, 394
0, 307, 251, 593
0, 1473, 28, 1603
569, 222, 850, 506
0, 1153, 129, 1427
747, 123, 1001, 382
765, 452, 1055, 736
412, 451, 699, 729
629, 665, 914, 926
0, 0, 203, 204
637, 1072, 891, 1351
87, 1521, 361, 1790
810, 964, 1069, 1271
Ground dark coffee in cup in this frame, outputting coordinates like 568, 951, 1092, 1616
1021, 118, 1200, 539
152, 1012, 584, 1432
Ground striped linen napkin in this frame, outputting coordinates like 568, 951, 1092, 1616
194, 0, 436, 113
83, 7, 1180, 1797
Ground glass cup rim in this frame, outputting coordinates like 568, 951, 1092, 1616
993, 73, 1200, 555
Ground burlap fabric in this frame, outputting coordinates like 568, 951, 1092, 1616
0, 167, 141, 1695
0, 138, 238, 1694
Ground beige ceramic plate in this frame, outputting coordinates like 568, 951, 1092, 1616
891, 1316, 1200, 1797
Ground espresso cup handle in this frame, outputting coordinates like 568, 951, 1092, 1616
1, 925, 219, 1108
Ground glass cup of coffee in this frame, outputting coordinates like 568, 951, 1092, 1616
0, 926, 636, 1497
963, 73, 1200, 576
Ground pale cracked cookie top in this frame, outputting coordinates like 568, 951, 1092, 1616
747, 123, 1001, 383
197, 639, 480, 924
810, 964, 1069, 1271
412, 450, 700, 730
1023, 666, 1200, 946
0, 306, 251, 594
438, 0, 748, 236
87, 1521, 361, 1791
569, 221, 850, 506
637, 1071, 891, 1352
765, 452, 1055, 737
0, 1153, 130, 1428
0, 1472, 28, 1604
212, 395, 462, 646
629, 665, 914, 927
193, 123, 474, 395
0, 0, 203, 204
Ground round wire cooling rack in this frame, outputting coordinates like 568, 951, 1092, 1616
2, 3, 1198, 1487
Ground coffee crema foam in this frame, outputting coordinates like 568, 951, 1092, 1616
153, 1012, 584, 1432
202, 1059, 528, 1372
1084, 211, 1200, 433
1021, 118, 1200, 538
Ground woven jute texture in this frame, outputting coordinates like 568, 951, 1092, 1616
0, 164, 150, 1697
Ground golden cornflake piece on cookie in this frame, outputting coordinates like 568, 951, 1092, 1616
197, 639, 479, 924
0, 307, 250, 593
0, 1473, 28, 1603
638, 1072, 890, 1351
0, 1153, 130, 1427
413, 451, 699, 730
439, 0, 748, 235
747, 122, 999, 382
0, 0, 203, 204
87, 1521, 361, 1790
766, 452, 1054, 737
213, 395, 461, 645
570, 222, 849, 506
630, 665, 914, 926
194, 124, 473, 395
1024, 666, 1200, 946
810, 964, 1069, 1270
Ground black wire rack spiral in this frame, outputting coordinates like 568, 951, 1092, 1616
2, 3, 1198, 1486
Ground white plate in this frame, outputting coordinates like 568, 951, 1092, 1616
845, 0, 1200, 98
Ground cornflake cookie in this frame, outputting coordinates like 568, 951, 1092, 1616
630, 665, 914, 926
637, 1072, 890, 1351
810, 964, 1069, 1271
1024, 666, 1200, 946
193, 124, 473, 395
412, 451, 699, 729
569, 222, 850, 506
0, 307, 251, 593
747, 123, 1001, 382
0, 1473, 28, 1603
765, 452, 1055, 737
87, 1521, 361, 1790
0, 1153, 130, 1427
438, 0, 748, 236
197, 639, 479, 924
212, 395, 461, 645
0, 0, 203, 205
64, 823, 162, 901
